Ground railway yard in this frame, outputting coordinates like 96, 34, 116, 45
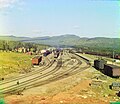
0, 50, 120, 104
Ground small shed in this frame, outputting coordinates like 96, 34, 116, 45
110, 82, 120, 90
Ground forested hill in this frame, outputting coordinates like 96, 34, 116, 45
0, 35, 120, 52
0, 40, 49, 51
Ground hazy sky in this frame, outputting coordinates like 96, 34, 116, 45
0, 0, 119, 38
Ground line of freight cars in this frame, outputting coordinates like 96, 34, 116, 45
32, 50, 51, 65
94, 59, 120, 77
32, 49, 61, 65
84, 51, 120, 59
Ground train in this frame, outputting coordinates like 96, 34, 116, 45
53, 49, 61, 58
32, 56, 42, 65
84, 51, 120, 60
43, 50, 51, 57
94, 59, 107, 70
94, 59, 120, 77
41, 50, 51, 57
104, 64, 120, 77
54, 52, 59, 58
115, 54, 120, 59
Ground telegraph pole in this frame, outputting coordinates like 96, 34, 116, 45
112, 51, 115, 65
113, 51, 115, 59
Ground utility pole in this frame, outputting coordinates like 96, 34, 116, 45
113, 51, 115, 59
112, 51, 115, 65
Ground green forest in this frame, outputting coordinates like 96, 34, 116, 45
0, 40, 49, 52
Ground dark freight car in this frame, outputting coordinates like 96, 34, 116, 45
54, 52, 59, 58
43, 50, 50, 57
32, 56, 42, 65
94, 59, 107, 70
115, 55, 120, 59
104, 64, 120, 77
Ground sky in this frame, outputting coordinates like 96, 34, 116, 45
0, 0, 120, 38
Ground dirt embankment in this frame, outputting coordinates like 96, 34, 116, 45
5, 79, 109, 104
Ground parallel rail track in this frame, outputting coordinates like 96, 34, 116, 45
1, 57, 62, 95
0, 59, 54, 85
11, 53, 90, 93
1, 52, 90, 96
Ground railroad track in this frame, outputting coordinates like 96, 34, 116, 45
30, 53, 90, 87
0, 58, 55, 85
54, 53, 90, 78
0, 51, 70, 87
0, 52, 70, 85
1, 56, 63, 95
1, 52, 90, 95
9, 53, 89, 91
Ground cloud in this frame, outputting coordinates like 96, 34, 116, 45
0, 0, 20, 9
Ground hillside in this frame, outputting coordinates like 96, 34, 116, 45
0, 35, 30, 41
0, 35, 120, 52
23, 35, 80, 47
78, 37, 120, 48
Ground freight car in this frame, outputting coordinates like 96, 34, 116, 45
85, 51, 112, 57
41, 50, 51, 57
94, 59, 107, 70
115, 54, 120, 59
54, 52, 59, 58
104, 64, 120, 77
43, 50, 51, 57
32, 56, 42, 65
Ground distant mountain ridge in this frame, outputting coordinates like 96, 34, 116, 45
0, 35, 120, 49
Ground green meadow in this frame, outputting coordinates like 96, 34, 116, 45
0, 52, 33, 77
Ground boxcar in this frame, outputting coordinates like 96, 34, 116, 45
104, 64, 120, 77
43, 50, 50, 57
54, 52, 59, 58
115, 55, 120, 59
32, 56, 42, 65
94, 59, 107, 70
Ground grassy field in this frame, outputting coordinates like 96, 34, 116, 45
0, 52, 33, 77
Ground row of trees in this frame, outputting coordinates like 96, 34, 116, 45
74, 45, 120, 57
0, 40, 49, 52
